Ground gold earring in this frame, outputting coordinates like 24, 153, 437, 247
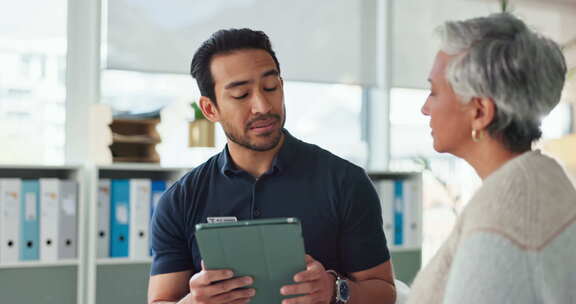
471, 129, 483, 142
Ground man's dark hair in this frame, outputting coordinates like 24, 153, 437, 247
190, 28, 281, 105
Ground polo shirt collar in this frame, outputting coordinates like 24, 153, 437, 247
218, 128, 298, 177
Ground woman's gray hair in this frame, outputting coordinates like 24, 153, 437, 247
437, 13, 567, 152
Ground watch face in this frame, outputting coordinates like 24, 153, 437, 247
338, 280, 350, 301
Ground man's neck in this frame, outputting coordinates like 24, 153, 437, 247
460, 138, 526, 180
227, 134, 285, 179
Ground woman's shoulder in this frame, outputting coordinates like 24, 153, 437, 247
461, 150, 576, 249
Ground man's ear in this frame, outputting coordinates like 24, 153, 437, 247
469, 97, 496, 131
199, 96, 219, 123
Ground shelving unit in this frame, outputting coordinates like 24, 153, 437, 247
84, 164, 188, 304
368, 171, 423, 284
0, 165, 84, 304
0, 165, 422, 303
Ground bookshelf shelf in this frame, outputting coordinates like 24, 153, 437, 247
0, 259, 79, 269
0, 165, 84, 304
85, 166, 188, 304
96, 258, 152, 265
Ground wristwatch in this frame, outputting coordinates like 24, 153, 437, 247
326, 270, 350, 304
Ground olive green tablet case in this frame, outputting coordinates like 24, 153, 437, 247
195, 218, 306, 304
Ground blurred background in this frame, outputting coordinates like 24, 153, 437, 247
0, 0, 574, 303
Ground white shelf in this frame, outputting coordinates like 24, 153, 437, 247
0, 164, 81, 170
389, 246, 422, 252
97, 163, 189, 172
96, 258, 152, 265
0, 259, 79, 269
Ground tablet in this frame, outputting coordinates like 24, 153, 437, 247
195, 217, 306, 303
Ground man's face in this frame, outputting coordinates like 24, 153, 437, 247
421, 51, 473, 155
209, 49, 285, 152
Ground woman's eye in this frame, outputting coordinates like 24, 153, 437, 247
264, 86, 277, 92
233, 93, 248, 100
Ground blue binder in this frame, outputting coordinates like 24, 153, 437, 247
149, 180, 166, 256
110, 179, 130, 257
20, 180, 40, 261
393, 180, 404, 246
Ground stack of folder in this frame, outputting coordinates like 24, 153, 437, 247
0, 178, 78, 264
375, 178, 422, 249
97, 179, 169, 259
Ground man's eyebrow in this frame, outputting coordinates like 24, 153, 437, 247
262, 69, 279, 78
224, 80, 251, 90
224, 69, 279, 90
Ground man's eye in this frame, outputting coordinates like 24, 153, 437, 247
233, 93, 248, 99
264, 86, 277, 92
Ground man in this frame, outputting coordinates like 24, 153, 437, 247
148, 28, 396, 304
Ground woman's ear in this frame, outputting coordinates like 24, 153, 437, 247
199, 96, 219, 123
469, 97, 496, 131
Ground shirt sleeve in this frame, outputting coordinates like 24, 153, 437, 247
150, 181, 195, 275
443, 232, 535, 304
338, 166, 391, 274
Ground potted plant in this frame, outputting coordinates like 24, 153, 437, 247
188, 102, 215, 147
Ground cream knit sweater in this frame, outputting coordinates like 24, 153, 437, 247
406, 150, 576, 304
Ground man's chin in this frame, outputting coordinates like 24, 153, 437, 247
249, 137, 281, 151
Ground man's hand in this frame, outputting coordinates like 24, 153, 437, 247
184, 262, 256, 304
280, 255, 336, 304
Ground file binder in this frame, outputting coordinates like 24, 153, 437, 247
378, 180, 395, 244
20, 180, 40, 261
110, 179, 130, 257
403, 179, 422, 248
0, 179, 21, 263
129, 179, 151, 259
97, 179, 111, 258
58, 180, 77, 259
393, 180, 404, 246
40, 178, 60, 261
149, 180, 166, 256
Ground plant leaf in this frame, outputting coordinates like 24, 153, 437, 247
191, 102, 206, 120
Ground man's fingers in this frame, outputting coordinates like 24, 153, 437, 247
293, 261, 323, 282
280, 281, 321, 296
304, 254, 315, 264
228, 298, 252, 304
211, 287, 256, 304
190, 269, 235, 286
205, 276, 254, 296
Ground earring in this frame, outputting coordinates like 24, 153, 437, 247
471, 129, 483, 142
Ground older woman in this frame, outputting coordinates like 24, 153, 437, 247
407, 13, 576, 304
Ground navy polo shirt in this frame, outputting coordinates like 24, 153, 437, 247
150, 130, 390, 276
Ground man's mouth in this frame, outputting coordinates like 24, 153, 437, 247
248, 118, 278, 133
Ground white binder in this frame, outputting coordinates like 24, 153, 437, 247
58, 180, 77, 259
97, 179, 111, 258
129, 179, 151, 259
403, 178, 422, 248
0, 178, 21, 263
39, 178, 60, 261
378, 180, 395, 246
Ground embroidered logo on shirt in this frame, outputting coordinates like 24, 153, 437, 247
207, 216, 238, 223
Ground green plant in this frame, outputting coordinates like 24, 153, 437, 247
500, 0, 509, 12
191, 102, 206, 120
